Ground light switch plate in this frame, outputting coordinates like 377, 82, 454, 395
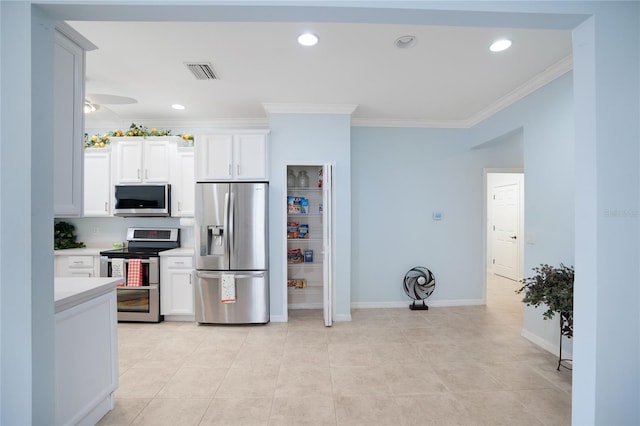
432, 211, 443, 221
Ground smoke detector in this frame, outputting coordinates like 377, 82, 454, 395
394, 35, 417, 49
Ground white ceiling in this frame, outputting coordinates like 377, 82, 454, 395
68, 21, 572, 129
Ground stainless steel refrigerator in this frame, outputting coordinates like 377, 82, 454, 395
194, 182, 269, 324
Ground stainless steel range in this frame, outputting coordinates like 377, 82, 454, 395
100, 227, 179, 322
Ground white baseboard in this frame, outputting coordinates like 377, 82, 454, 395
270, 314, 286, 322
521, 328, 573, 358
163, 315, 195, 322
334, 313, 352, 322
351, 299, 484, 309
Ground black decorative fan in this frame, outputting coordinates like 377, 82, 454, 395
403, 266, 436, 310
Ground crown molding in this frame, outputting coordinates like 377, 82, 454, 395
55, 21, 97, 51
352, 54, 573, 129
263, 103, 358, 115
84, 117, 269, 130
351, 117, 469, 128
465, 55, 573, 127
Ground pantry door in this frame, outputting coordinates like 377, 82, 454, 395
322, 164, 333, 327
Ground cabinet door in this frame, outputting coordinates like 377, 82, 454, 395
173, 149, 195, 217
84, 150, 111, 216
53, 31, 84, 217
234, 134, 267, 180
163, 270, 194, 315
143, 140, 170, 183
115, 140, 143, 183
195, 135, 233, 181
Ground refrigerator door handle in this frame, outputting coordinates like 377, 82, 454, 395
228, 191, 235, 262
223, 191, 231, 262
196, 271, 265, 279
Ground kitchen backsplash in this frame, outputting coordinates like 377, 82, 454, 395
60, 217, 194, 248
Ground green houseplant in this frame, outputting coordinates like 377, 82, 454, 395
517, 263, 574, 369
54, 221, 85, 250
517, 263, 574, 338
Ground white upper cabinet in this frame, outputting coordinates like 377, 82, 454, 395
53, 25, 96, 217
113, 137, 174, 184
195, 131, 268, 181
234, 134, 268, 180
172, 147, 195, 217
83, 149, 111, 217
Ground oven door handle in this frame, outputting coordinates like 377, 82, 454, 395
116, 285, 159, 290
105, 258, 154, 264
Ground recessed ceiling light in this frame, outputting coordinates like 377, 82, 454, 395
394, 35, 417, 49
297, 33, 319, 47
171, 104, 185, 110
489, 39, 512, 52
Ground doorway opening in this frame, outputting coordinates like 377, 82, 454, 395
485, 171, 524, 309
284, 163, 334, 326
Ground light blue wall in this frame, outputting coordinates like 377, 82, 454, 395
473, 72, 575, 354
351, 127, 523, 306
267, 113, 351, 321
2, 1, 639, 424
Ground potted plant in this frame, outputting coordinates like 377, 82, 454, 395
517, 263, 574, 369
54, 221, 85, 250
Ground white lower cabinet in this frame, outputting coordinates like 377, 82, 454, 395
161, 255, 194, 319
55, 255, 101, 278
55, 286, 118, 425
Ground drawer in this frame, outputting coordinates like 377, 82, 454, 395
164, 256, 193, 269
67, 256, 94, 269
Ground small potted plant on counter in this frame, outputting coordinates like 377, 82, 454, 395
54, 221, 85, 250
517, 263, 574, 370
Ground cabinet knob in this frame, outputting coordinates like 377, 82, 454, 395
228, 164, 232, 176
137, 169, 141, 179
145, 169, 149, 180
237, 164, 240, 175
104, 201, 108, 212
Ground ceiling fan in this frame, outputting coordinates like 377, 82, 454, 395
84, 93, 137, 114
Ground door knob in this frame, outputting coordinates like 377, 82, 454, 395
510, 235, 517, 239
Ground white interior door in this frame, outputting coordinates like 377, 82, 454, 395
492, 182, 520, 280
322, 164, 333, 326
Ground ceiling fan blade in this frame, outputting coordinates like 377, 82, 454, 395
86, 93, 137, 105
84, 104, 128, 129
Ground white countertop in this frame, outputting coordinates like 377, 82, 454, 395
55, 277, 121, 313
159, 247, 195, 256
54, 247, 110, 256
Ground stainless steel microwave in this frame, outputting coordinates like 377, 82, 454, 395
113, 184, 171, 217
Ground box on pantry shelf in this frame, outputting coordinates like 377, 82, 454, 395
304, 249, 313, 263
287, 222, 299, 239
287, 248, 303, 263
287, 196, 308, 214
287, 279, 307, 288
298, 224, 309, 239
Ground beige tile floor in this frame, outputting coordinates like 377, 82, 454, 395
98, 274, 572, 426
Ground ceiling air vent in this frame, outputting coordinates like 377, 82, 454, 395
184, 62, 219, 80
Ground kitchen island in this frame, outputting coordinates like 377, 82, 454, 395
55, 277, 120, 426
